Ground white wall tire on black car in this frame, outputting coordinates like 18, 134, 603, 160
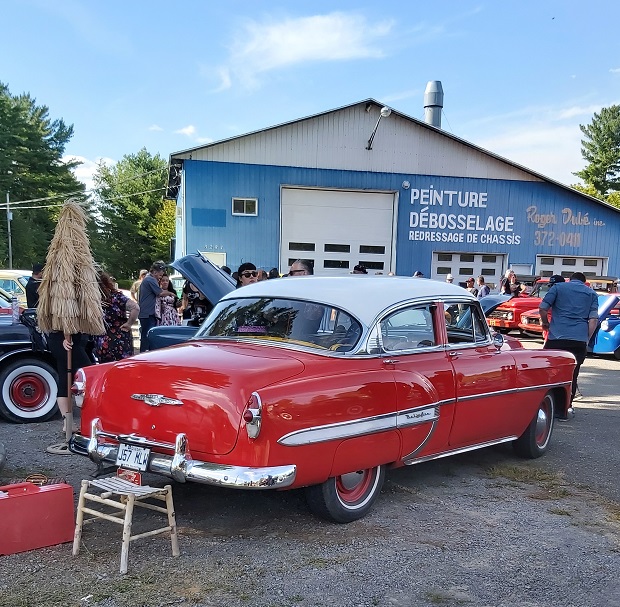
0, 358, 59, 423
305, 465, 386, 523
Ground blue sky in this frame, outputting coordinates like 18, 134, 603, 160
2, 0, 619, 190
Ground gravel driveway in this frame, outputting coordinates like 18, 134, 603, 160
1, 340, 619, 607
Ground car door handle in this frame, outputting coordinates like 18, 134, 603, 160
383, 359, 399, 364
448, 351, 459, 358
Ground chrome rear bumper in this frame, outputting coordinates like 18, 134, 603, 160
69, 417, 296, 489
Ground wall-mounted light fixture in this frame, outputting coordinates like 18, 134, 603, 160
366, 106, 392, 150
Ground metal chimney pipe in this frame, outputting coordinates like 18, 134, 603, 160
424, 81, 444, 128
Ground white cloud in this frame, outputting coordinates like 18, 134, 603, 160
219, 12, 394, 89
610, 68, 620, 73
468, 121, 585, 185
175, 125, 196, 137
63, 155, 115, 193
148, 124, 163, 131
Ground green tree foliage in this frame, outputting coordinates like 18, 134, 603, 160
92, 148, 171, 280
0, 82, 84, 268
575, 105, 620, 196
571, 183, 620, 210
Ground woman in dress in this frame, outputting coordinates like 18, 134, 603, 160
95, 272, 139, 363
156, 273, 182, 326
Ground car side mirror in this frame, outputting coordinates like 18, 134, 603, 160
492, 331, 504, 349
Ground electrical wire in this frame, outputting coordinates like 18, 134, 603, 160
6, 165, 171, 207
7, 187, 168, 211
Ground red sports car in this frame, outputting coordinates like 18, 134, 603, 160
70, 277, 575, 522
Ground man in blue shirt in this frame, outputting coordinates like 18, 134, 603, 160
539, 272, 598, 415
138, 260, 167, 352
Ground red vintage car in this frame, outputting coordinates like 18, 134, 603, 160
486, 277, 552, 334
70, 277, 575, 522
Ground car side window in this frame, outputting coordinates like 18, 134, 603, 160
446, 302, 490, 345
379, 304, 436, 352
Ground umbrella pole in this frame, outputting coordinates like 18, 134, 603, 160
64, 346, 73, 443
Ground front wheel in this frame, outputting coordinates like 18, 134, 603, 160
0, 358, 59, 423
513, 391, 554, 458
305, 465, 386, 523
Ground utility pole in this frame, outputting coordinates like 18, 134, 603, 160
6, 192, 12, 269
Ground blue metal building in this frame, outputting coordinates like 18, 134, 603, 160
168, 98, 620, 288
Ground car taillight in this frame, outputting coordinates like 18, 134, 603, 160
243, 391, 262, 439
71, 368, 86, 408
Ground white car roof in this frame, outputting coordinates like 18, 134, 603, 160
220, 276, 476, 326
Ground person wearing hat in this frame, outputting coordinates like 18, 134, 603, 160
138, 260, 169, 352
26, 263, 44, 308
353, 264, 368, 274
446, 274, 454, 283
539, 272, 598, 414
465, 277, 478, 296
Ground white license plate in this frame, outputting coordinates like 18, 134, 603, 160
116, 443, 150, 471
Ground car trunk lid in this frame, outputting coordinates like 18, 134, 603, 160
89, 341, 304, 455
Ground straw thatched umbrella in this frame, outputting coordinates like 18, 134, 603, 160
38, 198, 105, 453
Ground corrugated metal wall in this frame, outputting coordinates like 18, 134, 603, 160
175, 103, 540, 182
183, 160, 620, 277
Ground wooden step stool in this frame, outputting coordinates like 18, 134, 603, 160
73, 478, 180, 574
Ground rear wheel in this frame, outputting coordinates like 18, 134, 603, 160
513, 391, 554, 458
614, 346, 620, 361
305, 465, 385, 523
0, 358, 59, 423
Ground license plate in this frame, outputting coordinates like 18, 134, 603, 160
488, 319, 499, 326
117, 468, 142, 485
116, 443, 150, 471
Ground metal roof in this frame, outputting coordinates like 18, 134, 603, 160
169, 98, 619, 215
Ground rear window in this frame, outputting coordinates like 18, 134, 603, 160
196, 297, 363, 352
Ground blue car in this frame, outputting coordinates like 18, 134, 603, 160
589, 294, 620, 359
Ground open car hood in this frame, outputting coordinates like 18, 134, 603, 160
479, 294, 513, 316
170, 253, 236, 305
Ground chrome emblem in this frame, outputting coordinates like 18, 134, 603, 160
131, 393, 184, 407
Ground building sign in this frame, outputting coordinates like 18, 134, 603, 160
526, 205, 606, 248
408, 186, 522, 245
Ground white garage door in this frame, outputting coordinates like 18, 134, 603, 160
431, 252, 506, 290
535, 255, 607, 278
280, 188, 396, 276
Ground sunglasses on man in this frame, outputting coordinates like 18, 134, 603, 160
289, 269, 308, 275
241, 271, 258, 278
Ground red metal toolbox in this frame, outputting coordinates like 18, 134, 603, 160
0, 482, 75, 555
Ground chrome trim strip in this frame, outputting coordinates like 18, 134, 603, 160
457, 381, 572, 402
70, 418, 296, 490
278, 411, 396, 446
396, 405, 439, 428
0, 347, 33, 364
278, 402, 449, 446
401, 419, 438, 460
403, 435, 518, 465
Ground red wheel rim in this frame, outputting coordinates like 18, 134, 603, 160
335, 469, 375, 505
10, 373, 50, 411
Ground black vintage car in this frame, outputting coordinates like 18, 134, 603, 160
0, 303, 59, 423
